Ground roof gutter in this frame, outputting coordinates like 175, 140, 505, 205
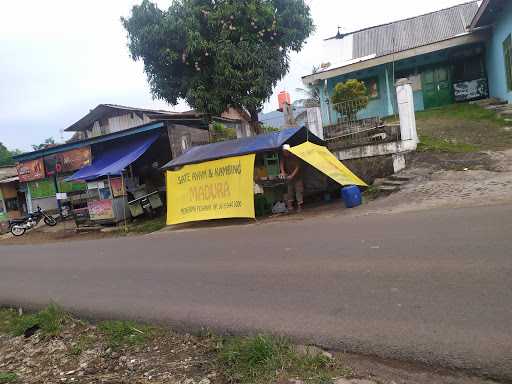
13, 121, 166, 163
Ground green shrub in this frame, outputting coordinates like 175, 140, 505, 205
217, 335, 348, 384
10, 304, 66, 337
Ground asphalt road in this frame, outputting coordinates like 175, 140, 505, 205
1, 204, 511, 379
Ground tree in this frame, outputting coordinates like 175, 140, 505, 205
210, 122, 237, 142
331, 79, 369, 120
0, 143, 21, 166
32, 137, 56, 151
295, 66, 321, 108
122, 0, 314, 134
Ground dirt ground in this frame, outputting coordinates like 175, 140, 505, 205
0, 310, 501, 384
362, 149, 512, 215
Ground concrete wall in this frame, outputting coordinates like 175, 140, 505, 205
30, 197, 58, 213
486, 1, 512, 102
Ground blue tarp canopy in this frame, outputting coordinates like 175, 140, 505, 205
66, 133, 159, 182
163, 127, 322, 169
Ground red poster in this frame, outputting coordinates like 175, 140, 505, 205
88, 200, 114, 221
17, 158, 45, 182
45, 147, 91, 176
110, 177, 126, 197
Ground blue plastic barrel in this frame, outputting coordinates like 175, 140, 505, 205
341, 185, 362, 208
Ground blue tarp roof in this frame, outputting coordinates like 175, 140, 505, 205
66, 133, 159, 181
164, 127, 321, 168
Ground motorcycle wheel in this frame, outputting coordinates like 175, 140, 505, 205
44, 216, 57, 227
11, 225, 26, 237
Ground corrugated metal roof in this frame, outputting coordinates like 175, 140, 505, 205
352, 1, 479, 59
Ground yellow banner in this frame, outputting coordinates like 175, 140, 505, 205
289, 142, 367, 187
166, 154, 256, 225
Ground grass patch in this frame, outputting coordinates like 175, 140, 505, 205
118, 216, 166, 235
415, 103, 508, 125
363, 185, 381, 201
412, 103, 512, 151
0, 373, 17, 383
4, 304, 67, 338
218, 335, 350, 384
98, 320, 154, 349
0, 309, 18, 334
417, 135, 479, 153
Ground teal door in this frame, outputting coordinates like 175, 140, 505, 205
422, 66, 453, 109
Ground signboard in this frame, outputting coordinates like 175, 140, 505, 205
56, 193, 68, 200
166, 154, 255, 225
44, 147, 91, 176
110, 177, 126, 197
28, 179, 56, 199
288, 142, 367, 187
17, 158, 45, 182
453, 78, 488, 102
88, 199, 114, 221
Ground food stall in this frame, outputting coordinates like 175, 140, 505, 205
162, 127, 368, 225
65, 133, 163, 225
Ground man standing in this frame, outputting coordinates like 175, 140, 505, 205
280, 144, 304, 212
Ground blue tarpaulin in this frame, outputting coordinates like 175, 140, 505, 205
66, 133, 159, 181
163, 127, 321, 168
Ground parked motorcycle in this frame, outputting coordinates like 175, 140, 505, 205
9, 207, 58, 237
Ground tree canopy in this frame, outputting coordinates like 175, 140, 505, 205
122, 0, 314, 130
31, 137, 56, 151
331, 79, 369, 119
0, 143, 21, 167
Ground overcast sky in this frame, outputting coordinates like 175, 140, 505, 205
0, 0, 468, 151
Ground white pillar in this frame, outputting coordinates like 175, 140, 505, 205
395, 79, 418, 145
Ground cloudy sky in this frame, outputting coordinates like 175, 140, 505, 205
0, 0, 468, 151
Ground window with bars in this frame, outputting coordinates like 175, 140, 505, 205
503, 34, 512, 91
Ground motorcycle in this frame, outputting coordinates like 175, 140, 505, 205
9, 206, 58, 237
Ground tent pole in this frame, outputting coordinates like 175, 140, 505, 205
121, 171, 128, 233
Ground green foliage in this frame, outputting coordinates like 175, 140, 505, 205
98, 320, 153, 349
0, 372, 18, 383
261, 124, 280, 133
331, 79, 369, 118
122, 0, 314, 124
417, 135, 479, 153
8, 304, 67, 338
127, 216, 166, 234
416, 102, 508, 124
0, 143, 21, 167
211, 122, 237, 142
217, 335, 348, 384
296, 66, 321, 107
31, 137, 56, 151
364, 185, 381, 200
0, 309, 18, 334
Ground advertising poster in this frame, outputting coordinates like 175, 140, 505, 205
110, 177, 126, 197
17, 158, 45, 182
45, 147, 91, 176
88, 199, 114, 221
166, 154, 255, 225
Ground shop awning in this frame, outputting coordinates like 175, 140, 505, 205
66, 133, 159, 182
163, 127, 323, 169
289, 142, 368, 187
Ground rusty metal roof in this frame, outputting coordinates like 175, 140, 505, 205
345, 1, 480, 59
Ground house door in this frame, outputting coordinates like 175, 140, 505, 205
422, 66, 453, 109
